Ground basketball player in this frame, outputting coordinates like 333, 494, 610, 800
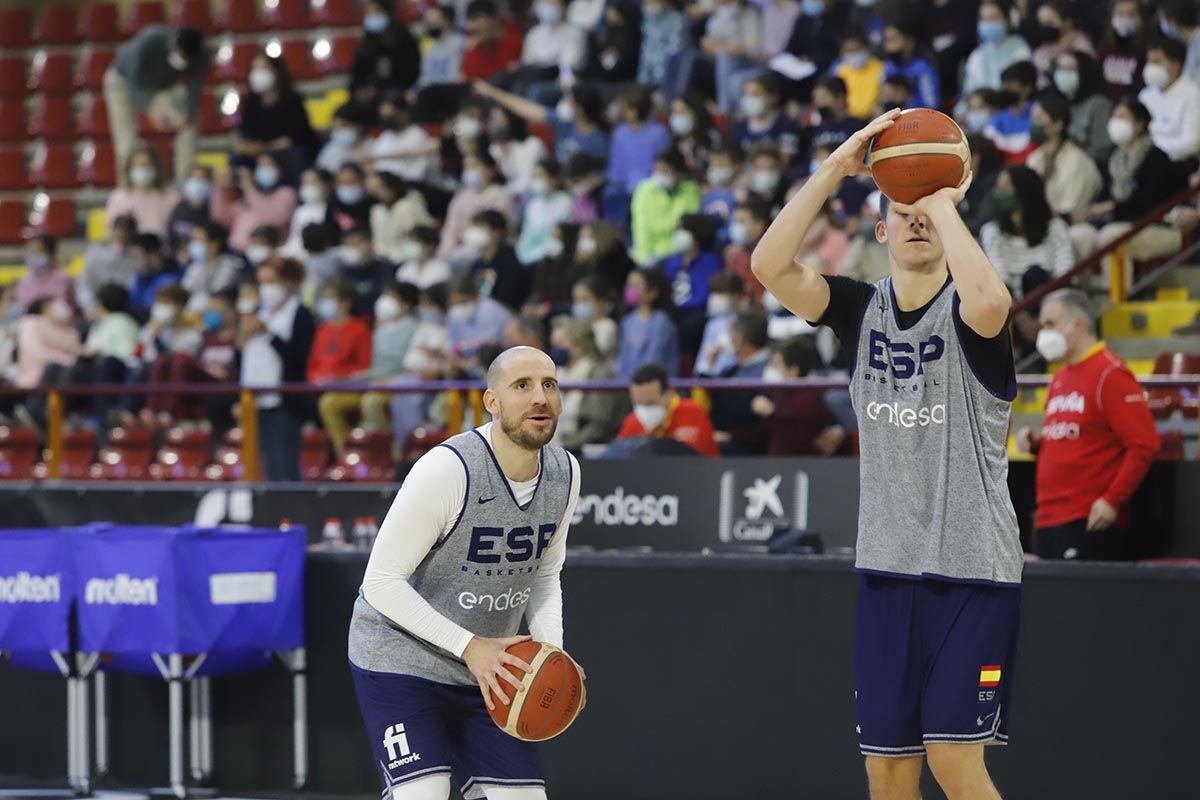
752, 108, 1022, 800
348, 346, 581, 800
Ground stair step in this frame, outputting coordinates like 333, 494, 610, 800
1106, 336, 1200, 360
1102, 301, 1200, 338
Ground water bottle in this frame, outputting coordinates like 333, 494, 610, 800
365, 516, 379, 548
352, 517, 372, 550
322, 518, 345, 550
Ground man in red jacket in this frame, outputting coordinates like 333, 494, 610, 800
1017, 289, 1159, 560
616, 363, 719, 457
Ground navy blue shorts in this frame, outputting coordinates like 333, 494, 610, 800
854, 574, 1020, 757
351, 665, 543, 799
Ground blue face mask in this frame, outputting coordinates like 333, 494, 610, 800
800, 0, 825, 17
1160, 18, 1182, 40
255, 166, 279, 189
188, 240, 208, 263
977, 20, 1006, 43
364, 13, 389, 33
202, 310, 224, 332
845, 50, 870, 69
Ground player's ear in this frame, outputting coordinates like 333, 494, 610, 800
875, 219, 887, 244
482, 388, 499, 416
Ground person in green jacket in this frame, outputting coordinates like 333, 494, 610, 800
630, 149, 701, 265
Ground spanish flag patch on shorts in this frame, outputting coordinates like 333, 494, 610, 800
979, 665, 1002, 687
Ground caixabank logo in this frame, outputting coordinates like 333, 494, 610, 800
717, 471, 810, 543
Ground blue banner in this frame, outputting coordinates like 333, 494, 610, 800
0, 528, 72, 654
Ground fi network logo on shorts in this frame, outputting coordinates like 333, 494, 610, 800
717, 471, 809, 542
383, 722, 422, 769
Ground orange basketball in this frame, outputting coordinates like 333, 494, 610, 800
868, 108, 970, 205
487, 641, 586, 742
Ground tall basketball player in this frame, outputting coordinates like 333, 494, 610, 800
349, 346, 581, 800
753, 108, 1022, 800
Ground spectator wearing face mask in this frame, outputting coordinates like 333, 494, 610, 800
244, 225, 282, 273
167, 165, 214, 255
328, 162, 375, 234
181, 223, 242, 313
806, 76, 863, 164
983, 60, 1039, 164
395, 226, 452, 290
616, 363, 718, 456
16, 296, 82, 390
193, 289, 240, 433
499, 0, 586, 103
960, 0, 1032, 98
475, 82, 610, 165
630, 150, 701, 265
463, 210, 529, 312
582, 1, 642, 84
363, 95, 439, 183
308, 279, 373, 387
567, 273, 618, 357
1026, 92, 1102, 224
1138, 36, 1200, 164
724, 198, 771, 302
367, 172, 434, 265
1159, 0, 1200, 84
662, 214, 723, 358
1051, 50, 1115, 166
694, 271, 747, 377
104, 25, 207, 187
743, 336, 848, 456
319, 283, 422, 453
575, 221, 635, 298
281, 169, 333, 259
981, 165, 1075, 296
298, 223, 341, 299
604, 89, 673, 224
460, 0, 525, 83
639, 0, 691, 85
709, 308, 772, 453
881, 19, 940, 110
526, 224, 582, 317
741, 142, 788, 210
552, 318, 627, 451
516, 160, 574, 265
616, 267, 680, 379
233, 52, 317, 180
349, 1, 421, 118
780, 0, 844, 72
337, 227, 394, 315
1029, 1, 1095, 77
17, 234, 74, 313
128, 283, 205, 428
701, 146, 742, 225
210, 156, 299, 253
316, 105, 367, 173
666, 0, 763, 113
438, 152, 516, 262
833, 26, 886, 119
128, 234, 181, 316
78, 215, 139, 315
960, 134, 1006, 237
486, 106, 548, 196
668, 94, 723, 177
730, 73, 800, 157
82, 284, 141, 425
1099, 1, 1149, 99
106, 145, 181, 238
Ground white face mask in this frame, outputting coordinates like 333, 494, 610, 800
707, 294, 732, 316
652, 171, 677, 191
751, 170, 780, 195
130, 165, 156, 188
245, 244, 271, 266
249, 67, 276, 94
462, 168, 484, 189
669, 113, 694, 135
762, 365, 786, 383
577, 235, 597, 256
167, 51, 188, 71
317, 297, 340, 320
259, 282, 287, 310
544, 237, 565, 258
528, 177, 550, 196
1107, 116, 1135, 146
300, 184, 324, 206
762, 290, 783, 313
331, 127, 358, 146
236, 297, 259, 314
375, 294, 402, 321
400, 240, 424, 261
463, 226, 491, 253
1035, 328, 1068, 362
741, 95, 766, 117
1112, 15, 1140, 37
448, 302, 476, 321
182, 177, 211, 204
150, 302, 177, 324
707, 165, 733, 186
339, 245, 364, 266
49, 299, 73, 324
673, 229, 695, 252
555, 99, 575, 123
454, 116, 483, 139
1143, 62, 1171, 90
728, 222, 749, 246
965, 108, 992, 132
633, 403, 668, 431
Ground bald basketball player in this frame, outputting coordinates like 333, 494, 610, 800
753, 108, 1022, 800
349, 346, 582, 800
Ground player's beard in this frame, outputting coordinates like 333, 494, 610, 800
498, 404, 558, 450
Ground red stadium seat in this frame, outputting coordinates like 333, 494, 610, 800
78, 94, 111, 139
28, 197, 77, 239
264, 0, 313, 30
198, 91, 226, 135
75, 48, 116, 92
301, 427, 332, 481
28, 144, 80, 190
217, 0, 265, 33
147, 138, 174, 174
58, 428, 99, 480
326, 429, 394, 482
399, 427, 449, 462
28, 96, 75, 142
0, 427, 40, 480
0, 8, 31, 48
0, 201, 25, 246
150, 427, 213, 480
216, 40, 260, 83
316, 34, 358, 74
280, 38, 318, 81
311, 0, 361, 27
33, 5, 79, 45
78, 142, 117, 188
171, 0, 214, 34
93, 427, 154, 480
0, 149, 28, 192
27, 51, 74, 96
203, 428, 247, 481
0, 99, 29, 142
0, 56, 27, 98
1157, 430, 1184, 461
122, 1, 166, 36
79, 2, 121, 44
1148, 352, 1200, 419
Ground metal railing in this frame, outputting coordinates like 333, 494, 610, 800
4, 374, 1199, 479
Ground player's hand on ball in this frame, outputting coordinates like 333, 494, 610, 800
827, 108, 902, 178
464, 634, 534, 711
889, 170, 973, 218
1087, 498, 1117, 531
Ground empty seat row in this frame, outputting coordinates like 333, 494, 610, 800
0, 92, 237, 145
0, 199, 77, 245
0, 0, 361, 49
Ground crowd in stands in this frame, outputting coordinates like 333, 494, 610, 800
6, 0, 1200, 478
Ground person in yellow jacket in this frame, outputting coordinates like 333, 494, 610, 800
630, 149, 701, 264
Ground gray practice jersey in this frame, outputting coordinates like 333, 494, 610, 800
348, 428, 575, 685
836, 276, 1023, 585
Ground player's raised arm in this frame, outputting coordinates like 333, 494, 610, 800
890, 174, 1013, 338
751, 108, 901, 322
